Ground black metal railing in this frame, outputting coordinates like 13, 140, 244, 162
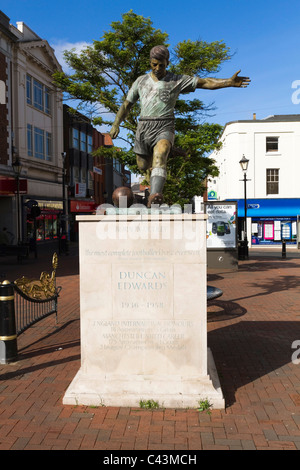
0, 253, 61, 364
13, 283, 61, 336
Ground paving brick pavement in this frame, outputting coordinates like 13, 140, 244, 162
1, 244, 300, 451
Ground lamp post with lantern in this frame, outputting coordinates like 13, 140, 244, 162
60, 152, 69, 255
12, 154, 22, 246
239, 154, 249, 259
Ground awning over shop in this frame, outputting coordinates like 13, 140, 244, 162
229, 198, 300, 218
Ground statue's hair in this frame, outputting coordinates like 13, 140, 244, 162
150, 45, 169, 63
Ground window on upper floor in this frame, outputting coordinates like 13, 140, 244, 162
113, 158, 122, 173
26, 74, 51, 115
266, 136, 279, 153
27, 124, 33, 156
266, 169, 279, 195
88, 135, 93, 154
27, 125, 52, 161
46, 132, 52, 161
26, 75, 32, 105
88, 170, 94, 190
81, 167, 86, 183
72, 128, 79, 149
72, 166, 79, 184
34, 127, 45, 159
80, 131, 87, 152
33, 79, 43, 111
45, 87, 51, 114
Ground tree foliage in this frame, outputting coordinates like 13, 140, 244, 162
53, 10, 231, 205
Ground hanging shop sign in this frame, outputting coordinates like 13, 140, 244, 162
93, 166, 102, 175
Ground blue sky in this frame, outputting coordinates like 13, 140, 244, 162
3, 0, 300, 127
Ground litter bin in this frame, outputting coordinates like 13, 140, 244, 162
238, 239, 248, 260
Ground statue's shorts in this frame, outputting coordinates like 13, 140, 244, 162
133, 117, 175, 158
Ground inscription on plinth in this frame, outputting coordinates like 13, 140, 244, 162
63, 214, 224, 409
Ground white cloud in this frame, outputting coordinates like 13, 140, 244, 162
51, 40, 91, 73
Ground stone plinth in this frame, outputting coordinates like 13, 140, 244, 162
63, 214, 224, 409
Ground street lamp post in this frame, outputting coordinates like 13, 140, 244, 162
12, 155, 22, 246
61, 152, 69, 255
239, 155, 249, 259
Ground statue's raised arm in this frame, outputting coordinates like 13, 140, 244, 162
196, 70, 251, 90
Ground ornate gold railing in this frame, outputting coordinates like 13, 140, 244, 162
14, 252, 58, 300
13, 253, 61, 335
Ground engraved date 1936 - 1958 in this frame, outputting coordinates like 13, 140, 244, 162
121, 302, 164, 309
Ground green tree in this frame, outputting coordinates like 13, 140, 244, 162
53, 10, 230, 205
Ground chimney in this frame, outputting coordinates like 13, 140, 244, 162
253, 113, 256, 120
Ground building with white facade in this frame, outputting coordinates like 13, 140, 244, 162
0, 10, 64, 245
207, 114, 300, 246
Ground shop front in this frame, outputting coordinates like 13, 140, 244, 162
69, 199, 96, 241
0, 177, 28, 243
25, 199, 63, 243
251, 217, 297, 245
235, 198, 300, 246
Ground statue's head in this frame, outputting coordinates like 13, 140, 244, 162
150, 45, 169, 64
149, 46, 169, 79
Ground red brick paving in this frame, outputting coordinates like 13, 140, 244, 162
1, 244, 300, 450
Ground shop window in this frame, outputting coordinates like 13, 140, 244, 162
266, 136, 278, 152
252, 218, 297, 245
266, 169, 279, 195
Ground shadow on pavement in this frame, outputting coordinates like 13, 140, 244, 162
208, 320, 300, 407
0, 242, 79, 281
238, 258, 300, 273
207, 299, 247, 322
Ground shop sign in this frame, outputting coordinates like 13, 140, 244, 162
0, 178, 27, 195
93, 166, 102, 175
207, 190, 217, 200
70, 200, 96, 213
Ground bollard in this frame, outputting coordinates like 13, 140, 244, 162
0, 281, 18, 364
282, 239, 286, 259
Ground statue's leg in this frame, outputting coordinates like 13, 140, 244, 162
136, 154, 151, 172
147, 139, 171, 207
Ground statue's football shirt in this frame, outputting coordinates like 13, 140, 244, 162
126, 72, 198, 118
